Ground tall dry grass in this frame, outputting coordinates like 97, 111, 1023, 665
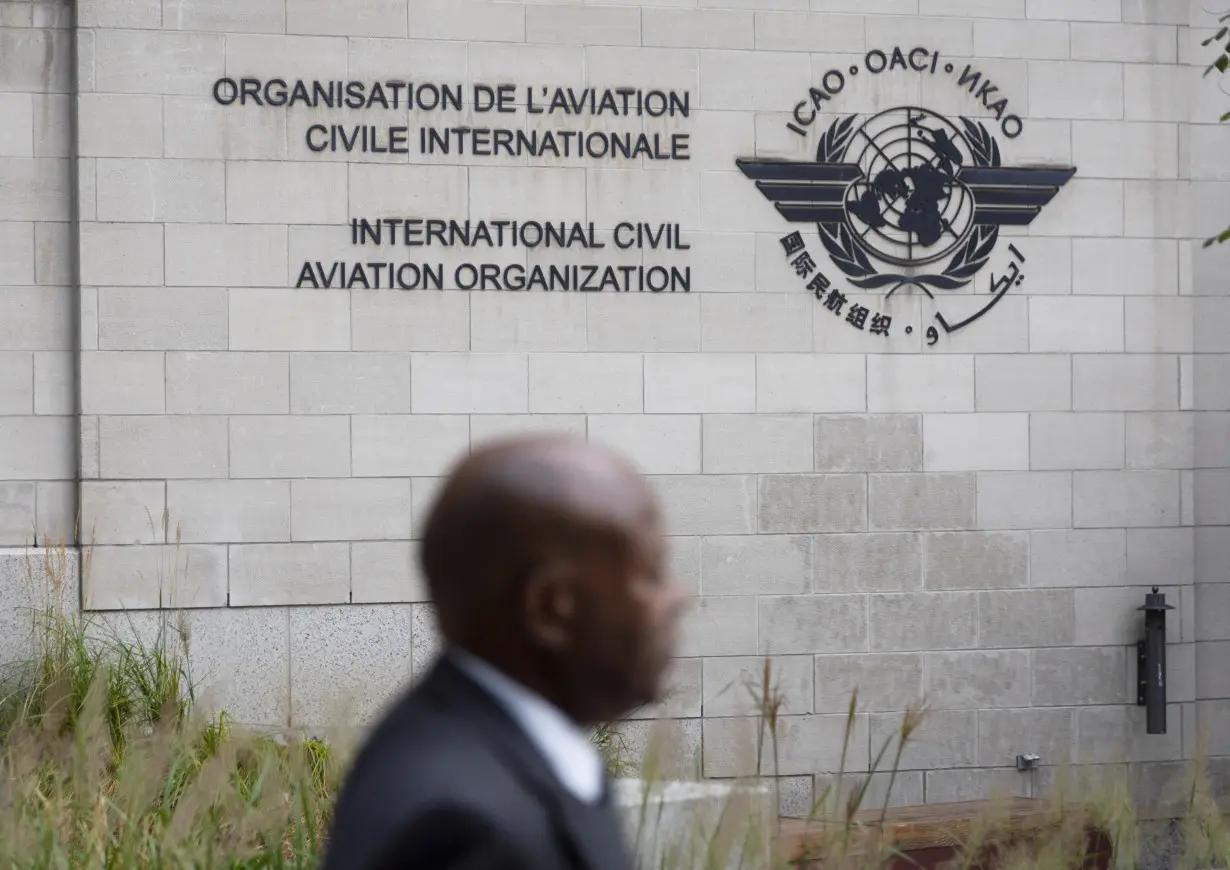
0, 539, 341, 869
1, 539, 1227, 869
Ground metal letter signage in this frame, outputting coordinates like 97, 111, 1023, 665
211, 76, 698, 292
737, 49, 1076, 345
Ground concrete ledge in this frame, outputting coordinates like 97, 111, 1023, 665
614, 778, 773, 870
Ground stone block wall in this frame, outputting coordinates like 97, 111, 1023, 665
1193, 0, 1230, 792
0, 0, 1226, 814
0, 0, 77, 665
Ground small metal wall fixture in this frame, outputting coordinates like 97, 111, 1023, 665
1136, 587, 1174, 735
1015, 753, 1040, 772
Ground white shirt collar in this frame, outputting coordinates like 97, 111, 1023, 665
448, 647, 606, 805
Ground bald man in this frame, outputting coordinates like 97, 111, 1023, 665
322, 435, 687, 870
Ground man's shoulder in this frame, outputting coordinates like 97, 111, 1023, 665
347, 673, 517, 794
324, 670, 558, 867
324, 696, 559, 870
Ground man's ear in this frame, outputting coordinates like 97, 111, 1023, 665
522, 561, 577, 651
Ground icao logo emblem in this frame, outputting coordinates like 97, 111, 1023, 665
738, 59, 1076, 345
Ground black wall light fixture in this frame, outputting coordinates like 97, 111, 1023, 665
1136, 587, 1174, 735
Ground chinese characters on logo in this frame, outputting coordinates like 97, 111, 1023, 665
780, 231, 892, 338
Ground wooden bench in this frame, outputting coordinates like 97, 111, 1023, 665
776, 797, 1113, 869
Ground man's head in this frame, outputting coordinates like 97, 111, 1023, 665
419, 434, 686, 725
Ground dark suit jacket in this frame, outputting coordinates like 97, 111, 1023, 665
321, 655, 634, 870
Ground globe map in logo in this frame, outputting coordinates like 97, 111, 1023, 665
841, 108, 977, 269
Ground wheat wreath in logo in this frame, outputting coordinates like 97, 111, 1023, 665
739, 107, 1075, 338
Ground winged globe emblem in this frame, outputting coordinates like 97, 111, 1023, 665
738, 107, 1075, 299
